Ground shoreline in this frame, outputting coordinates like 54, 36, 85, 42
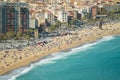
1, 35, 117, 79
0, 22, 120, 75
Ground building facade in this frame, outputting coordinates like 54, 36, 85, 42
0, 2, 29, 33
0, 3, 3, 33
58, 10, 68, 23
29, 15, 38, 28
91, 6, 98, 19
45, 10, 55, 26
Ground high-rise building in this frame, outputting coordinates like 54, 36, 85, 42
0, 3, 3, 33
0, 2, 29, 33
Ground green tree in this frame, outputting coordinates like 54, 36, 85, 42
55, 21, 61, 27
98, 8, 108, 15
6, 31, 15, 38
69, 19, 74, 26
14, 36, 19, 40
16, 31, 23, 38
49, 25, 56, 32
25, 35, 31, 40
88, 18, 96, 24
0, 33, 7, 40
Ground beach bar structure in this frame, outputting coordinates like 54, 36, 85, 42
0, 2, 29, 33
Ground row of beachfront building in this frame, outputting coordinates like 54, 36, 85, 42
0, 1, 120, 34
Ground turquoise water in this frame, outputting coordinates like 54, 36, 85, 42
1, 35, 120, 80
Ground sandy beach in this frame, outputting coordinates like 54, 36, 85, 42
0, 21, 120, 75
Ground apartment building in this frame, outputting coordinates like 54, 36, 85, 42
0, 2, 29, 33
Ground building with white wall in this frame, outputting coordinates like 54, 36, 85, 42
58, 10, 68, 23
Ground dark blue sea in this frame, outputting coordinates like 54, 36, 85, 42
1, 35, 120, 80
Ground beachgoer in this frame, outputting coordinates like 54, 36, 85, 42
99, 21, 103, 30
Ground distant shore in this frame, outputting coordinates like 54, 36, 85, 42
0, 21, 120, 75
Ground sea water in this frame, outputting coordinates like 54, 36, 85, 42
0, 35, 120, 80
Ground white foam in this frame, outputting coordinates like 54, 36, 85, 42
97, 36, 114, 43
0, 35, 115, 80
4, 53, 66, 80
65, 35, 115, 54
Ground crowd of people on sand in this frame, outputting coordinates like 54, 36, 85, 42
0, 21, 120, 75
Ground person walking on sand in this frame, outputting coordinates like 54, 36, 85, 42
99, 21, 103, 30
